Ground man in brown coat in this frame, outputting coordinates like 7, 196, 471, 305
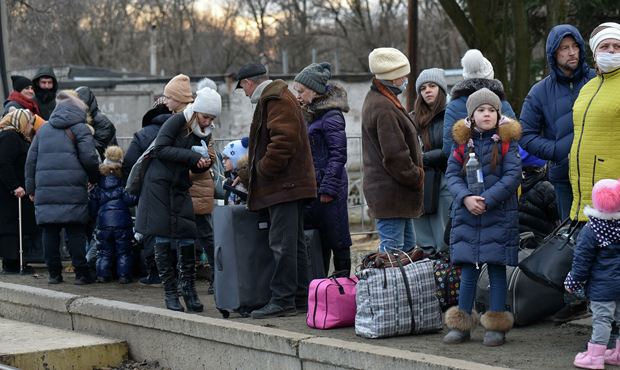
236, 62, 317, 319
362, 48, 425, 252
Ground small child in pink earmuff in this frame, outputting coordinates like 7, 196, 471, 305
565, 178, 620, 369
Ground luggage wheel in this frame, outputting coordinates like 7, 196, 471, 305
218, 309, 230, 319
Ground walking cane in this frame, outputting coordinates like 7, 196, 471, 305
18, 196, 23, 274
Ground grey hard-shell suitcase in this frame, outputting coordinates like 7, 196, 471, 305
213, 205, 274, 318
475, 247, 564, 326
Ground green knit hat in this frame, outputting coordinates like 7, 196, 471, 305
294, 62, 332, 94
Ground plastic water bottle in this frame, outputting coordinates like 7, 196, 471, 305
465, 152, 484, 195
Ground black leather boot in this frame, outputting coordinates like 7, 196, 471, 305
154, 243, 184, 312
178, 244, 204, 312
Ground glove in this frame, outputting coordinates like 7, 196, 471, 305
191, 140, 209, 157
564, 272, 586, 300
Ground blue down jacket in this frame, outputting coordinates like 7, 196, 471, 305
570, 208, 620, 302
89, 174, 137, 229
303, 84, 352, 250
442, 79, 515, 158
446, 117, 522, 266
519, 24, 595, 183
25, 101, 100, 225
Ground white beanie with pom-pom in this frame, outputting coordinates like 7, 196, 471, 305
461, 49, 494, 80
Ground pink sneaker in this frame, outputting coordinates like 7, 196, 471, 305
605, 340, 620, 366
574, 342, 606, 369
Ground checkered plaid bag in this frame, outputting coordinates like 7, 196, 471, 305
355, 258, 443, 338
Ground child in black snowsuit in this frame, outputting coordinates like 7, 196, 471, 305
89, 146, 137, 283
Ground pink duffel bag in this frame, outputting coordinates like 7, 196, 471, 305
307, 276, 358, 329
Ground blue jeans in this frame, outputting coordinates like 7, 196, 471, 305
553, 181, 573, 221
375, 218, 416, 252
458, 263, 507, 313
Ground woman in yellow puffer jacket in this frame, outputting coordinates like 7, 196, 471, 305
570, 22, 620, 222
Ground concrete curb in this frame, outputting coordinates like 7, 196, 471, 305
0, 282, 511, 370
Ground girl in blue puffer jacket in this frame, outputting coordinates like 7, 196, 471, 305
89, 146, 137, 283
442, 88, 522, 347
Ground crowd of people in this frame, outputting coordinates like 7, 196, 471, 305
0, 20, 619, 367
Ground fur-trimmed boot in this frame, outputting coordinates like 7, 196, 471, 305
480, 311, 514, 346
575, 342, 606, 369
442, 307, 479, 344
605, 340, 620, 365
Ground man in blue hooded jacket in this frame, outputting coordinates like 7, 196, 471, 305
519, 24, 595, 222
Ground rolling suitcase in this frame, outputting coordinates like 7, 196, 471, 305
213, 205, 274, 318
304, 229, 325, 280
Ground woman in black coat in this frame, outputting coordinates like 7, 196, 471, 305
135, 87, 221, 312
0, 109, 36, 273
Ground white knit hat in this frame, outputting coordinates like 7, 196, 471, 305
368, 48, 411, 80
461, 49, 494, 80
183, 87, 221, 122
589, 22, 620, 53
193, 87, 221, 116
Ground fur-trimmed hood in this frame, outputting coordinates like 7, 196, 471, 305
99, 162, 122, 178
303, 83, 349, 122
450, 78, 507, 101
452, 116, 522, 145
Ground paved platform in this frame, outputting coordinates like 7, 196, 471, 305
0, 317, 127, 370
0, 267, 591, 370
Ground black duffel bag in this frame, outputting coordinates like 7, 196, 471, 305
518, 218, 583, 292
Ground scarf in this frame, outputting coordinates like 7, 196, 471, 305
0, 109, 34, 142
372, 78, 406, 113
7, 91, 40, 115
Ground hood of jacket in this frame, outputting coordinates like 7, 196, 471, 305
450, 78, 508, 101
142, 104, 172, 128
32, 66, 58, 94
48, 102, 87, 129
75, 86, 99, 114
99, 173, 123, 190
303, 83, 350, 123
546, 24, 591, 84
452, 116, 522, 145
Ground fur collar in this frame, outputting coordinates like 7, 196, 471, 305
584, 206, 620, 220
450, 79, 507, 101
452, 116, 522, 145
303, 83, 349, 122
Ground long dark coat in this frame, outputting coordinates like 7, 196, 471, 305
0, 130, 36, 259
361, 82, 425, 219
24, 102, 100, 225
303, 84, 352, 250
134, 113, 205, 239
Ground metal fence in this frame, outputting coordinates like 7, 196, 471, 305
116, 135, 376, 235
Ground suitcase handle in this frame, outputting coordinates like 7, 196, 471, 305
216, 245, 223, 271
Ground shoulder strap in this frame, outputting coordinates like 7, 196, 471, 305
453, 144, 466, 164
65, 128, 76, 144
454, 141, 510, 164
501, 141, 510, 157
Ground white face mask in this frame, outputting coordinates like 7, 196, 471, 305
397, 78, 408, 93
595, 52, 620, 73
